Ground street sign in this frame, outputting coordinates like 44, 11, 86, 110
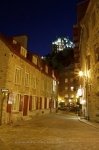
1, 89, 9, 92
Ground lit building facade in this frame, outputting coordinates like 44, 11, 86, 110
0, 34, 58, 125
79, 0, 99, 121
52, 37, 74, 53
58, 64, 77, 107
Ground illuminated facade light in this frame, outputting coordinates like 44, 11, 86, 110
77, 88, 83, 97
52, 37, 74, 52
79, 71, 84, 77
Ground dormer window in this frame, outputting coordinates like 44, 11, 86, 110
20, 47, 27, 58
13, 40, 17, 44
32, 56, 38, 65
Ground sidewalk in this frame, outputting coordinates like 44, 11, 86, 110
78, 117, 99, 129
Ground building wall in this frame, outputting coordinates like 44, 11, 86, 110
0, 37, 58, 124
79, 0, 99, 121
58, 65, 77, 106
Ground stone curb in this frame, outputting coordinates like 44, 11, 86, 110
78, 117, 99, 129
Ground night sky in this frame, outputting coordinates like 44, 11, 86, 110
0, 0, 82, 56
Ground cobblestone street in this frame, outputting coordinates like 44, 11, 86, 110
0, 112, 99, 150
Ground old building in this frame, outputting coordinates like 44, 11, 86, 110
73, 0, 90, 116
58, 64, 78, 110
78, 0, 99, 121
0, 34, 58, 125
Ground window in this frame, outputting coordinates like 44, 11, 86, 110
31, 76, 36, 89
32, 56, 38, 65
70, 86, 74, 91
32, 96, 36, 110
53, 80, 56, 92
65, 94, 68, 98
71, 94, 74, 98
15, 68, 22, 85
13, 94, 21, 111
65, 78, 68, 83
20, 47, 27, 58
25, 72, 30, 87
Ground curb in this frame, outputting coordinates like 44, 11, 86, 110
78, 117, 99, 129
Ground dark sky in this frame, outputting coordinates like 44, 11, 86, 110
0, 0, 82, 56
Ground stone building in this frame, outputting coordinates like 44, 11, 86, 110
58, 64, 78, 108
0, 34, 58, 125
78, 0, 99, 121
73, 0, 90, 116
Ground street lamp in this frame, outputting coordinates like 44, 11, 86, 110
79, 71, 84, 77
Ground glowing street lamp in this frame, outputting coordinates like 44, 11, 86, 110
79, 71, 84, 77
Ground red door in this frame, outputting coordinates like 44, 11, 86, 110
23, 95, 28, 116
44, 97, 47, 109
29, 96, 32, 111
40, 97, 42, 109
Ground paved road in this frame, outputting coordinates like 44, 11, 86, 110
0, 112, 99, 150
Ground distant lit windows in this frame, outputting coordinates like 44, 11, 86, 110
53, 80, 56, 92
70, 86, 74, 91
71, 94, 74, 98
52, 37, 74, 52
65, 78, 68, 83
65, 94, 68, 98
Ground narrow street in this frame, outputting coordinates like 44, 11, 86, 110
0, 112, 99, 150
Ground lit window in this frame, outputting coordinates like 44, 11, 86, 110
65, 94, 68, 98
53, 80, 56, 92
20, 47, 27, 58
71, 94, 74, 98
65, 78, 68, 83
32, 56, 38, 65
25, 72, 30, 87
13, 94, 21, 111
71, 86, 74, 91
15, 68, 22, 85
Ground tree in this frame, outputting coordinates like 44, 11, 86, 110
45, 47, 74, 73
